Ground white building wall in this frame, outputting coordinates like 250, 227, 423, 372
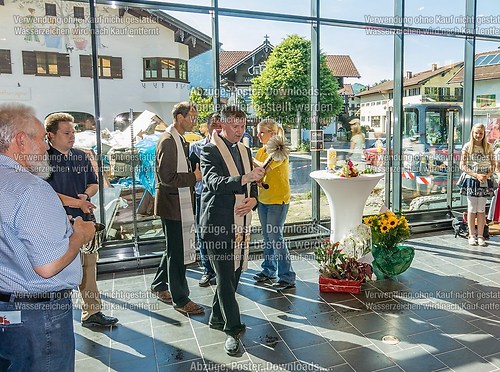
474, 79, 500, 107
0, 1, 191, 128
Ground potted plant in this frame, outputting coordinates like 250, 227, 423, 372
363, 211, 413, 278
315, 240, 372, 294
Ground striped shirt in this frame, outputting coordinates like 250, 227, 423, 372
0, 154, 82, 293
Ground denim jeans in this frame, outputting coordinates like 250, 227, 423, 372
0, 297, 75, 372
258, 203, 296, 284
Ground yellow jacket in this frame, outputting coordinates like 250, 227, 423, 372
255, 146, 291, 205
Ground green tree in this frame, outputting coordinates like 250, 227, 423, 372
189, 87, 213, 126
250, 35, 343, 130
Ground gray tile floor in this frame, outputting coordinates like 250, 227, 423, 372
74, 231, 500, 371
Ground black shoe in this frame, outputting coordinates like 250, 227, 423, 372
224, 334, 241, 356
209, 322, 224, 331
199, 273, 215, 287
209, 322, 246, 335
253, 273, 274, 282
271, 281, 296, 291
82, 312, 118, 327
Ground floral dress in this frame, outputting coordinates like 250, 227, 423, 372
460, 142, 495, 198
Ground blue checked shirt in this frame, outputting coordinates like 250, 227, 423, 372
0, 154, 82, 293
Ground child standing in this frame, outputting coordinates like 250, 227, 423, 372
459, 123, 495, 246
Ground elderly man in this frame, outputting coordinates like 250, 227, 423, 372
45, 112, 118, 328
200, 106, 265, 355
150, 102, 204, 315
0, 103, 95, 370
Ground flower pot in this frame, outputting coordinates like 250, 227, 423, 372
319, 276, 362, 294
372, 243, 415, 278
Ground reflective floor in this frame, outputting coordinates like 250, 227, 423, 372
74, 231, 500, 371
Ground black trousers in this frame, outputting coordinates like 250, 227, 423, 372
203, 238, 244, 336
151, 219, 190, 308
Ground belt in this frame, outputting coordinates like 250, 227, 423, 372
0, 289, 73, 303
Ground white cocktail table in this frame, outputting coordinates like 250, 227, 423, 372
310, 170, 384, 242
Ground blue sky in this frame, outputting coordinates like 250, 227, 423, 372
165, 0, 500, 85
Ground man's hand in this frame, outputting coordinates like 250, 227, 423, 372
235, 197, 257, 217
65, 196, 95, 213
242, 166, 265, 185
194, 163, 202, 181
74, 199, 96, 214
72, 217, 96, 246
75, 193, 96, 213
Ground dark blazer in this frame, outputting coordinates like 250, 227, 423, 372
154, 130, 196, 221
199, 142, 258, 241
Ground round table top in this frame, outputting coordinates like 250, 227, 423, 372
310, 170, 384, 182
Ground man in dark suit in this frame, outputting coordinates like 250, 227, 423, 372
199, 106, 265, 355
151, 102, 204, 315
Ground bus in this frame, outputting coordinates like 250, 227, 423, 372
364, 103, 463, 207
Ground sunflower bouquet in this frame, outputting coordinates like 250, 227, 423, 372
363, 211, 411, 250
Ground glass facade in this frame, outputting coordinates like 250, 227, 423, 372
2, 0, 499, 261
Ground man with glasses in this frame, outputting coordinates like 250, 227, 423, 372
0, 103, 95, 370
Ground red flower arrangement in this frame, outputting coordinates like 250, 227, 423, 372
338, 160, 359, 178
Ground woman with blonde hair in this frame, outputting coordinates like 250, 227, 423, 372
349, 119, 365, 161
459, 123, 495, 246
253, 119, 296, 290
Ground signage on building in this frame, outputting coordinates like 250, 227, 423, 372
0, 87, 31, 101
310, 130, 324, 151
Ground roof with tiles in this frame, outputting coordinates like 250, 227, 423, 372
448, 50, 500, 83
325, 55, 360, 78
356, 62, 463, 96
219, 43, 360, 78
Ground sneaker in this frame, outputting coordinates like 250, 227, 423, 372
271, 281, 296, 291
82, 312, 118, 327
253, 273, 274, 282
199, 273, 216, 287
468, 236, 477, 246
224, 334, 241, 356
477, 236, 487, 246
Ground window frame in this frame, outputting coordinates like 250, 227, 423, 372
0, 49, 12, 74
45, 3, 56, 16
22, 51, 70, 77
142, 57, 188, 82
74, 6, 85, 19
79, 55, 122, 79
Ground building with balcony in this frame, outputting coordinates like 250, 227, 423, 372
355, 62, 464, 133
448, 49, 500, 127
0, 1, 211, 128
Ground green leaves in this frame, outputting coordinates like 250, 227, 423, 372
250, 35, 343, 128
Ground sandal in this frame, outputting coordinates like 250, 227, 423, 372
175, 301, 204, 315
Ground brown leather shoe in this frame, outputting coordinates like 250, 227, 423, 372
174, 301, 204, 315
152, 290, 172, 304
